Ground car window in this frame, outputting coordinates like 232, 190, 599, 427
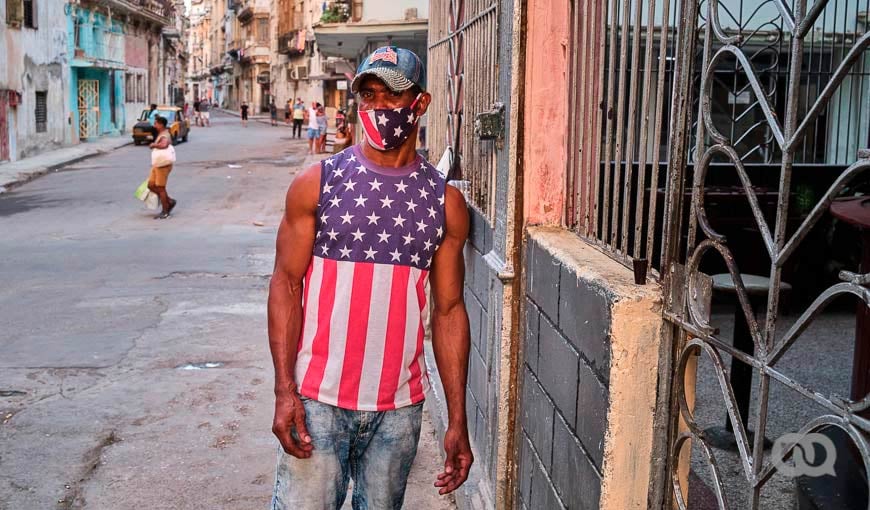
157, 110, 176, 122
139, 110, 151, 121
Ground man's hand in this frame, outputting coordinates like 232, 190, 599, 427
272, 392, 314, 459
435, 425, 473, 494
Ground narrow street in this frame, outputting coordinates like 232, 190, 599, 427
0, 113, 454, 510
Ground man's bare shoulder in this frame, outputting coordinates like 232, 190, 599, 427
443, 184, 470, 239
284, 163, 322, 214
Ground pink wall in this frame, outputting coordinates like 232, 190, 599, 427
522, 0, 570, 226
125, 33, 149, 69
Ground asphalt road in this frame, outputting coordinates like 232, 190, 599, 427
0, 113, 455, 509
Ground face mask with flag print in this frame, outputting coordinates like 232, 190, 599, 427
358, 94, 422, 151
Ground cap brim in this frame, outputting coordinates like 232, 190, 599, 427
351, 68, 416, 93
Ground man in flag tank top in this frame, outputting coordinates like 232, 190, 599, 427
268, 46, 473, 509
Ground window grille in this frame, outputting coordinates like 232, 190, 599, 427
35, 91, 47, 133
427, 0, 500, 218
566, 0, 682, 276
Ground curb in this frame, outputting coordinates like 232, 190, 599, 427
0, 140, 133, 192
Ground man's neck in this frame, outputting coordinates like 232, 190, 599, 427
359, 133, 419, 168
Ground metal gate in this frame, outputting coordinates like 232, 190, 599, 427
427, 0, 500, 217
78, 79, 100, 139
659, 0, 870, 506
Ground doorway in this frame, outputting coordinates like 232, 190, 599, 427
77, 79, 100, 140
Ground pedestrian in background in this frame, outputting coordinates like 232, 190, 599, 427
292, 99, 305, 138
316, 104, 327, 154
346, 97, 357, 135
306, 101, 319, 155
332, 122, 352, 152
147, 116, 177, 220
241, 101, 250, 128
200, 98, 211, 127
285, 100, 292, 125
270, 100, 279, 126
193, 99, 201, 127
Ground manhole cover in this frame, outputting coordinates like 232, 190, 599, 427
176, 362, 225, 370
0, 390, 26, 397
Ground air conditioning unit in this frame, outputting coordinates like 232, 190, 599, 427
290, 65, 309, 80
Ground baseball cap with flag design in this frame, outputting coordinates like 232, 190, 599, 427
351, 46, 426, 93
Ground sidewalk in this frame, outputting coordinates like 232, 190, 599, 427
0, 136, 132, 191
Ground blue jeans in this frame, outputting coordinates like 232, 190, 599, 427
271, 397, 424, 510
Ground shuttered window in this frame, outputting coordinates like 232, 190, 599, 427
35, 91, 47, 133
257, 18, 269, 43
23, 0, 36, 28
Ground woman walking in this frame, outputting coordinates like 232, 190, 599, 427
316, 104, 328, 153
147, 116, 177, 220
306, 101, 319, 154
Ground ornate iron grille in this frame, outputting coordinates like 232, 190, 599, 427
660, 0, 870, 505
428, 0, 499, 217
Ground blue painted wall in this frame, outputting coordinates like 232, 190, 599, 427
66, 6, 127, 138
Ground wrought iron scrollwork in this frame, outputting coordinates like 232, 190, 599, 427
666, 0, 870, 504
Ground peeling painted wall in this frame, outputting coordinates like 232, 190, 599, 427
1, 0, 73, 161
518, 227, 664, 509
125, 26, 152, 131
522, 0, 569, 226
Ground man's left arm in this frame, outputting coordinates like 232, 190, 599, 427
430, 184, 474, 495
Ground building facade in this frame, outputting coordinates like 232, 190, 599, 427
66, 0, 185, 141
1, 0, 73, 162
0, 0, 186, 163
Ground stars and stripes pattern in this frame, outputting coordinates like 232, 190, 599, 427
358, 107, 418, 151
368, 46, 398, 65
295, 146, 447, 411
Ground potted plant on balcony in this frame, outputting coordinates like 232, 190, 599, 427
320, 0, 350, 23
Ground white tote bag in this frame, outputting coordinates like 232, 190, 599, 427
151, 144, 176, 168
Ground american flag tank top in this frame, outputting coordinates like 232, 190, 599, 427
295, 145, 447, 411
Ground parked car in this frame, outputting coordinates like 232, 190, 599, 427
132, 106, 190, 145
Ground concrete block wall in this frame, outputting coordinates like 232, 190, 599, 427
425, 205, 500, 509
462, 206, 500, 503
518, 227, 664, 510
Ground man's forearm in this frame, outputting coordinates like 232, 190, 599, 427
432, 304, 471, 428
268, 275, 304, 397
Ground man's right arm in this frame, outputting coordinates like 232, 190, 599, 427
268, 163, 320, 459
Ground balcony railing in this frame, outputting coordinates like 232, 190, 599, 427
277, 31, 305, 56
126, 0, 173, 19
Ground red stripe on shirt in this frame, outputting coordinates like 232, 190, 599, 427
337, 261, 375, 408
377, 264, 410, 410
298, 260, 315, 353
300, 257, 337, 398
407, 270, 428, 402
